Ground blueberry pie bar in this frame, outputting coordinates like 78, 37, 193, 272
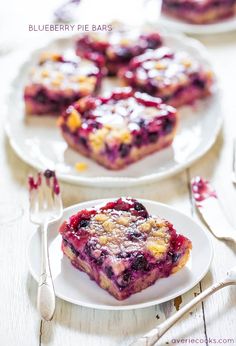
162, 0, 236, 24
24, 51, 103, 115
58, 87, 178, 170
120, 46, 214, 108
75, 28, 162, 75
59, 198, 192, 300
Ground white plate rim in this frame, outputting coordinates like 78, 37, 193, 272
5, 33, 223, 187
27, 198, 213, 310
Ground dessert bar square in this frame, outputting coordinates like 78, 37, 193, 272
75, 28, 162, 75
24, 51, 103, 115
59, 198, 192, 300
58, 87, 178, 170
120, 46, 214, 108
162, 0, 236, 24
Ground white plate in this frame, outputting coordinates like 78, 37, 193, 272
27, 198, 213, 310
161, 12, 236, 34
5, 33, 222, 187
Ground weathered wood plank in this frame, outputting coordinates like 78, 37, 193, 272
0, 139, 39, 346
186, 32, 236, 345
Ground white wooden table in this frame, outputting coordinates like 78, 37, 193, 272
0, 1, 236, 345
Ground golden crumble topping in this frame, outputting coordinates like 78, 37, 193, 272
66, 109, 82, 132
85, 209, 171, 258
29, 50, 99, 93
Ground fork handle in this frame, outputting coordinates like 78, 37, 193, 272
130, 280, 232, 346
37, 223, 55, 321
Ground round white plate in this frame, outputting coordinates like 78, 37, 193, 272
28, 198, 213, 310
161, 12, 236, 34
5, 33, 222, 187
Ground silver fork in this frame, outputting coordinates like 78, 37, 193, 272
130, 266, 236, 346
29, 170, 63, 321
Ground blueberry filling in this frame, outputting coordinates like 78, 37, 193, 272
192, 78, 206, 89
131, 254, 148, 271
84, 239, 97, 257
171, 253, 180, 263
94, 251, 107, 265
84, 240, 108, 265
114, 47, 133, 60
30, 89, 82, 112
134, 134, 143, 147
70, 245, 80, 257
148, 132, 159, 143
78, 137, 88, 148
79, 219, 90, 228
128, 230, 144, 241
146, 38, 161, 49
163, 118, 175, 135
105, 266, 114, 278
117, 270, 132, 288
134, 202, 145, 211
138, 119, 146, 128
162, 79, 208, 104
44, 169, 55, 178
119, 143, 131, 158
35, 89, 48, 104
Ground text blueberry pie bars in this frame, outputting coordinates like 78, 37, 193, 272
59, 198, 192, 300
120, 46, 214, 108
24, 51, 103, 115
58, 87, 178, 170
75, 28, 162, 76
162, 0, 236, 24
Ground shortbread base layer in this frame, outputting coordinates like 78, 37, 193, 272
61, 128, 177, 170
62, 241, 191, 300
